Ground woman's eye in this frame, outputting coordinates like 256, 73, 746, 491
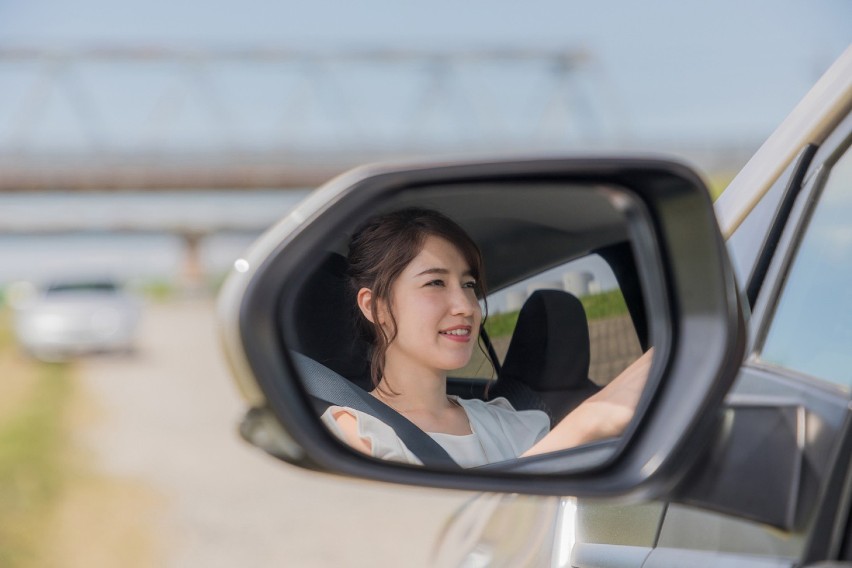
425, 279, 445, 287
463, 280, 477, 289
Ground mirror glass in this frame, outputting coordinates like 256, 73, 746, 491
277, 181, 659, 472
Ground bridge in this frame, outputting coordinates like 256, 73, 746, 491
0, 47, 751, 290
0, 46, 621, 191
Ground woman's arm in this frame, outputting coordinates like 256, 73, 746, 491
521, 349, 654, 457
329, 410, 373, 455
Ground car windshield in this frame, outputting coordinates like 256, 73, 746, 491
46, 282, 119, 294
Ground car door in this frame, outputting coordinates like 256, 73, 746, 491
649, 109, 852, 567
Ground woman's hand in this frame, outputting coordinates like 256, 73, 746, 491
522, 348, 654, 457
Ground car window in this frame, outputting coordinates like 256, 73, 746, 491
453, 253, 642, 386
46, 281, 119, 294
725, 158, 794, 289
759, 144, 852, 389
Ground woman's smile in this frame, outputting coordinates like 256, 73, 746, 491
439, 325, 473, 342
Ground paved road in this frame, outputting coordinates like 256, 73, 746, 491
77, 300, 472, 567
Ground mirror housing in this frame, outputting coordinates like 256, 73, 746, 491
218, 157, 744, 500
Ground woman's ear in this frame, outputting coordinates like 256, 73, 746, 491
358, 287, 390, 327
356, 287, 377, 323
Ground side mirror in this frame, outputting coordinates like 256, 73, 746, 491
217, 157, 744, 500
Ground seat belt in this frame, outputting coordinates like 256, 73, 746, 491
291, 352, 462, 469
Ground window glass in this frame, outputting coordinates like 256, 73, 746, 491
760, 146, 852, 387
454, 253, 642, 385
725, 156, 795, 292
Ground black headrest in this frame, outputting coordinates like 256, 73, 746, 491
291, 253, 372, 390
499, 289, 591, 392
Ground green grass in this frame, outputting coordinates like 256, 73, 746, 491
483, 309, 520, 339
484, 289, 630, 339
137, 279, 176, 301
580, 289, 630, 320
0, 314, 71, 567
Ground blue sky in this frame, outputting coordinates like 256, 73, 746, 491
0, 1, 849, 285
1, 0, 849, 143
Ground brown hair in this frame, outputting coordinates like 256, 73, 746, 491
347, 207, 487, 387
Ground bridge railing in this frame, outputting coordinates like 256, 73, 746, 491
0, 47, 626, 189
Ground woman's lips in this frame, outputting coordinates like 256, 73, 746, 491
439, 326, 472, 342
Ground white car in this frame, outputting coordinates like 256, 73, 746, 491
12, 279, 141, 362
220, 47, 852, 568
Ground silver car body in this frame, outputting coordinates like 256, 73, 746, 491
435, 45, 852, 568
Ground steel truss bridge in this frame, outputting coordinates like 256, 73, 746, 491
1, 47, 753, 291
0, 46, 623, 191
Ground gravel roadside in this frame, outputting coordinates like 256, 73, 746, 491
71, 299, 472, 567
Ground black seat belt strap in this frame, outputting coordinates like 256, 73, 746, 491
291, 352, 461, 469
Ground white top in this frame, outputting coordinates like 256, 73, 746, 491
320, 396, 550, 468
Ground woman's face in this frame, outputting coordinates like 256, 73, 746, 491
381, 235, 482, 378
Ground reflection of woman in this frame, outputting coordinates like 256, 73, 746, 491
320, 208, 652, 468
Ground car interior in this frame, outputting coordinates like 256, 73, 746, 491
277, 181, 650, 461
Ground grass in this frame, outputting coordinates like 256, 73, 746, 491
0, 310, 71, 568
136, 279, 176, 302
484, 288, 630, 339
580, 289, 631, 320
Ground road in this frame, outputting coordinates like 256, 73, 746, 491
75, 300, 472, 567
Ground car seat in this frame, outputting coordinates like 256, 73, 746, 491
288, 252, 372, 392
488, 289, 600, 426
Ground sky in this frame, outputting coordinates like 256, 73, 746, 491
1, 0, 849, 143
0, 0, 849, 286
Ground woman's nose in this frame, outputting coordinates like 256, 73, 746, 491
450, 286, 477, 316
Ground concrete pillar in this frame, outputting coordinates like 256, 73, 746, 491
180, 231, 205, 296
526, 281, 562, 297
